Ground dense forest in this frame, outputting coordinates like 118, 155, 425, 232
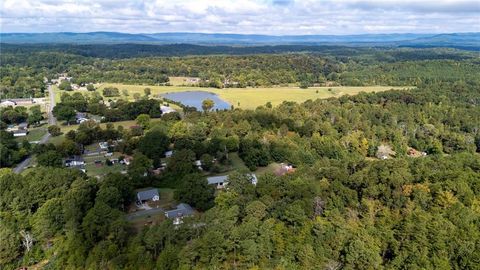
1, 73, 479, 269
1, 45, 479, 97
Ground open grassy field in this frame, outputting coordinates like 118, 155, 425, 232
58, 118, 163, 133
94, 83, 408, 110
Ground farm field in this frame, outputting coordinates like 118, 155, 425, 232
93, 83, 408, 109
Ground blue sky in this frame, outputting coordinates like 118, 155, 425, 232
1, 0, 479, 34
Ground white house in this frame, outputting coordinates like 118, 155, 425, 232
207, 173, 258, 189
207, 175, 229, 189
161, 105, 176, 114
164, 150, 173, 158
0, 100, 17, 107
194, 160, 202, 170
65, 156, 85, 167
99, 142, 109, 150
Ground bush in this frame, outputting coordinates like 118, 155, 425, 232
58, 80, 72, 91
102, 87, 120, 97
47, 125, 62, 136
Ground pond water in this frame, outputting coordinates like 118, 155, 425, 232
162, 91, 231, 111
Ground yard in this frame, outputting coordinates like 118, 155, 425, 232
127, 188, 176, 231
15, 125, 48, 143
255, 162, 282, 176
82, 150, 127, 177
95, 83, 408, 110
58, 118, 162, 133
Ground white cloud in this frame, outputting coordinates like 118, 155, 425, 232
1, 0, 479, 34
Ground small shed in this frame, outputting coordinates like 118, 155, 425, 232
164, 150, 173, 158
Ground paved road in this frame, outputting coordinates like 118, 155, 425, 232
13, 85, 56, 174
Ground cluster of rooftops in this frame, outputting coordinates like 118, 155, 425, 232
136, 172, 257, 224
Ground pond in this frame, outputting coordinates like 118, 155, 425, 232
162, 91, 231, 111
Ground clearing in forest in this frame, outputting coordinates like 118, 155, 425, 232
93, 83, 409, 110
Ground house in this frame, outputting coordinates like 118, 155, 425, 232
276, 163, 296, 176
160, 105, 176, 114
194, 160, 202, 170
136, 188, 160, 203
18, 122, 28, 130
185, 77, 201, 84
120, 155, 132, 165
164, 150, 173, 158
207, 173, 257, 189
6, 124, 16, 132
207, 175, 229, 189
0, 100, 17, 107
12, 129, 28, 137
65, 156, 85, 167
165, 203, 194, 225
99, 141, 109, 150
76, 112, 88, 124
249, 173, 258, 186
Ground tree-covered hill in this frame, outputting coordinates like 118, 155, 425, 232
1, 46, 479, 98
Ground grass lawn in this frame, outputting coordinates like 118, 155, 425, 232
255, 162, 282, 176
15, 126, 47, 143
157, 188, 176, 208
228, 152, 249, 171
48, 134, 65, 145
85, 163, 125, 177
83, 151, 128, 177
168, 76, 196, 86
129, 212, 166, 231
58, 118, 162, 133
95, 83, 409, 110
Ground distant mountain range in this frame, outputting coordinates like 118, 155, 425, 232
1, 32, 479, 50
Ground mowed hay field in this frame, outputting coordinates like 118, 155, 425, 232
96, 83, 409, 109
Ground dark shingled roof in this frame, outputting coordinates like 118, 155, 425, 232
137, 188, 159, 201
165, 203, 194, 218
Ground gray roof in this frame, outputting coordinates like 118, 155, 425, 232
207, 175, 228, 185
137, 188, 159, 201
18, 122, 28, 128
76, 112, 87, 118
165, 203, 194, 218
68, 155, 84, 162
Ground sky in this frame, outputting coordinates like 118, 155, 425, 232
1, 0, 479, 35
